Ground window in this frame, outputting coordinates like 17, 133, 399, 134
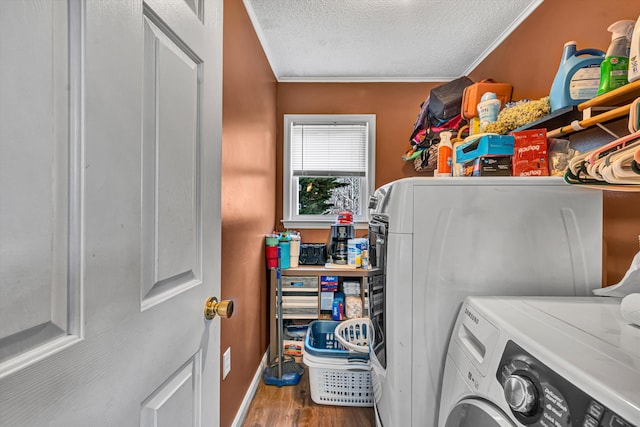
283, 114, 375, 229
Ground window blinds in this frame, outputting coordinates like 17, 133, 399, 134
290, 122, 368, 177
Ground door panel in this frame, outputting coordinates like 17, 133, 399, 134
141, 351, 203, 427
0, 0, 80, 375
0, 0, 222, 424
142, 14, 202, 309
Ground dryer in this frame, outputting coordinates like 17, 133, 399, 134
366, 177, 603, 427
439, 296, 640, 427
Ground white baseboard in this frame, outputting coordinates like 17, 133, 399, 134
231, 350, 269, 427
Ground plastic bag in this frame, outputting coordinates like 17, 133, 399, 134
345, 296, 363, 319
548, 138, 576, 176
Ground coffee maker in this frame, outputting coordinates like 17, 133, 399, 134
327, 212, 354, 264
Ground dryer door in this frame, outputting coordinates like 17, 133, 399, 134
445, 399, 515, 427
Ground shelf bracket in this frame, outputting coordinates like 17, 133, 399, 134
594, 123, 621, 139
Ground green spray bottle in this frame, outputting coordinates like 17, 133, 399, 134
598, 19, 636, 95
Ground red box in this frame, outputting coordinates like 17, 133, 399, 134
510, 129, 549, 177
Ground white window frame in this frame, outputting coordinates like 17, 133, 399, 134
283, 114, 376, 229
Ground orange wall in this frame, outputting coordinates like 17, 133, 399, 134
469, 0, 638, 100
469, 0, 640, 285
221, 0, 640, 424
276, 83, 447, 244
276, 0, 640, 284
221, 0, 276, 425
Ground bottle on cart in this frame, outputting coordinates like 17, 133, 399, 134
435, 131, 453, 177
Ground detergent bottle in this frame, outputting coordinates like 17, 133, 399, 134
598, 19, 636, 95
435, 131, 453, 177
628, 15, 640, 82
549, 41, 605, 112
477, 92, 501, 131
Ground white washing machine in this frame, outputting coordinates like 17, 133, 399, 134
366, 177, 603, 427
439, 296, 640, 427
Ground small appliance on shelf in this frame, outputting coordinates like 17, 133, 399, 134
327, 211, 354, 265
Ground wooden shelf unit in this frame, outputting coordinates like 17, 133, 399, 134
269, 266, 380, 359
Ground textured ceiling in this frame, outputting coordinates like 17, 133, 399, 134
243, 0, 543, 82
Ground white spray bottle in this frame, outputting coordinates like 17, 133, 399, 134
629, 15, 640, 82
597, 19, 635, 95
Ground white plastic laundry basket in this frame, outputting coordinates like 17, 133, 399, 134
303, 351, 373, 407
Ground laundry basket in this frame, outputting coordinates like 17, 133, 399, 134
334, 318, 374, 353
302, 320, 373, 407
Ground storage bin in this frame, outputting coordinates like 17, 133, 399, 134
282, 276, 319, 291
281, 295, 318, 319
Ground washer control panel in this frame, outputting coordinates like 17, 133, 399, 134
496, 340, 635, 427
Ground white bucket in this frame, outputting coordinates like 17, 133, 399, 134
347, 238, 368, 267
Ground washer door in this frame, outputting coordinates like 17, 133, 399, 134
445, 399, 515, 427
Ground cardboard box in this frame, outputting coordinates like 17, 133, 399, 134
455, 134, 515, 164
510, 129, 549, 177
320, 275, 338, 292
462, 156, 512, 177
320, 291, 334, 310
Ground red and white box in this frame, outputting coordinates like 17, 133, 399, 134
510, 129, 549, 176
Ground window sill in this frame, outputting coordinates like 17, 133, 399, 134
281, 219, 369, 230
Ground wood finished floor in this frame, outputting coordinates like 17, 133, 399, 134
242, 369, 375, 427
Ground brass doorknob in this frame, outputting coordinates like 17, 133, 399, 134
204, 297, 234, 320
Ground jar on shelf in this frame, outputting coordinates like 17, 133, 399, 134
343, 281, 363, 319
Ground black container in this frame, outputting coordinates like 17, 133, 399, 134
299, 244, 327, 265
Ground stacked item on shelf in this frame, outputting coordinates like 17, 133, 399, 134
264, 231, 301, 270
452, 128, 554, 177
453, 133, 514, 177
302, 320, 374, 407
319, 275, 338, 319
511, 129, 550, 176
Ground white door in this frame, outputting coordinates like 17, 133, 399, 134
0, 0, 223, 425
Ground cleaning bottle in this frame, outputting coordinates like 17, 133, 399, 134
477, 92, 501, 131
629, 15, 640, 82
549, 41, 605, 112
435, 131, 453, 177
597, 19, 635, 95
